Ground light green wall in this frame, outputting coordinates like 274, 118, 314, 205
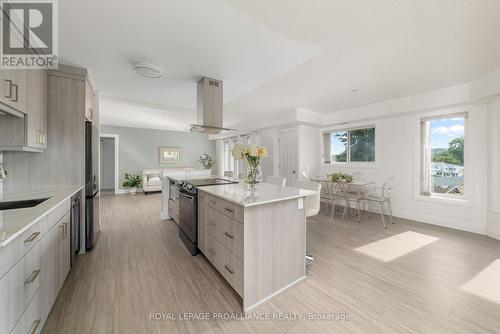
100, 125, 216, 188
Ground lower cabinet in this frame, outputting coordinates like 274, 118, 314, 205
198, 193, 244, 297
0, 200, 71, 334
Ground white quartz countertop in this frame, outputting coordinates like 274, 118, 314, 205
0, 185, 83, 247
198, 182, 316, 207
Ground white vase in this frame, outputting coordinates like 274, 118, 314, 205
129, 187, 137, 195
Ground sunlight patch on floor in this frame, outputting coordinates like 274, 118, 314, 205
354, 231, 440, 262
461, 259, 500, 304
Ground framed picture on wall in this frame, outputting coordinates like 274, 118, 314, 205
159, 147, 180, 163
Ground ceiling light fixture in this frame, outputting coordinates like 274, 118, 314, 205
134, 62, 163, 78
350, 88, 359, 93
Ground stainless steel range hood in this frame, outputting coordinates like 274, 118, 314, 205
189, 77, 234, 134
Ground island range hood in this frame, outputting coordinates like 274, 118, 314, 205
189, 77, 234, 134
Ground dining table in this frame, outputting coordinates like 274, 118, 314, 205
311, 176, 375, 222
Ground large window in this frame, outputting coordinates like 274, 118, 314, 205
421, 114, 466, 197
323, 126, 375, 163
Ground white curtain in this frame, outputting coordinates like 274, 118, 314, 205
421, 121, 431, 195
215, 139, 225, 176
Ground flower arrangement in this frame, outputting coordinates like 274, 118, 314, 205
199, 153, 215, 170
232, 144, 268, 185
330, 172, 353, 183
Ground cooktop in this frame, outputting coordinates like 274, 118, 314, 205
183, 178, 237, 187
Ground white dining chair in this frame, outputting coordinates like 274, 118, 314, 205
293, 180, 321, 266
224, 171, 234, 178
265, 175, 286, 187
361, 177, 396, 228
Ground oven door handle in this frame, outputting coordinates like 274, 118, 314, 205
180, 192, 195, 201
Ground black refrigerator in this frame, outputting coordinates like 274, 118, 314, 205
85, 121, 99, 251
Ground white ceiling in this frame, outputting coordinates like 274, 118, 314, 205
60, 0, 500, 130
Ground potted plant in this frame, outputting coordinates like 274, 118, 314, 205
122, 173, 142, 195
199, 153, 215, 173
330, 172, 353, 183
232, 144, 267, 191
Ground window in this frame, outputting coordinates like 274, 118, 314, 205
221, 135, 251, 178
420, 114, 466, 197
323, 126, 375, 163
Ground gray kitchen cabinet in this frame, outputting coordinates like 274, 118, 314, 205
0, 69, 48, 152
0, 69, 28, 115
26, 69, 48, 149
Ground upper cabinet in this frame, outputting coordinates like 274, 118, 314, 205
0, 69, 48, 152
0, 69, 28, 115
26, 70, 48, 149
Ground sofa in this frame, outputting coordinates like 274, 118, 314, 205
142, 168, 195, 194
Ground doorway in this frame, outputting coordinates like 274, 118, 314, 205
278, 128, 298, 186
100, 134, 119, 194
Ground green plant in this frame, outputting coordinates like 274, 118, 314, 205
330, 172, 353, 183
122, 173, 142, 188
199, 153, 215, 170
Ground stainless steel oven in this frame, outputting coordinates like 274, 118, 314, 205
178, 189, 197, 255
176, 178, 237, 255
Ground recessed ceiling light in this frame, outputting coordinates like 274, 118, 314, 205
134, 62, 163, 79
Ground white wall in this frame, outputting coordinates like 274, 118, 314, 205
486, 99, 500, 239
297, 125, 320, 179
256, 128, 278, 178
100, 138, 115, 190
317, 105, 489, 234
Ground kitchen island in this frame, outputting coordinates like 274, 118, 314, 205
197, 182, 315, 312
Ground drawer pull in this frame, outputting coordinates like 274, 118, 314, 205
224, 265, 235, 274
24, 269, 41, 284
224, 207, 234, 213
24, 232, 40, 243
11, 83, 18, 102
4, 79, 12, 98
63, 222, 68, 237
224, 232, 234, 239
29, 319, 41, 334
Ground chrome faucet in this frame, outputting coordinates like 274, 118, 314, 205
0, 162, 6, 180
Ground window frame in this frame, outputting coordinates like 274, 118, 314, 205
322, 125, 377, 165
419, 111, 469, 201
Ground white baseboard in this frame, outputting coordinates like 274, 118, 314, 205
115, 187, 144, 195
486, 226, 500, 240
321, 202, 485, 235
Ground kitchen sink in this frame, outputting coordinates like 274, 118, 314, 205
0, 197, 51, 210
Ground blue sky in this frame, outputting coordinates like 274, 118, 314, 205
331, 131, 347, 155
430, 118, 464, 149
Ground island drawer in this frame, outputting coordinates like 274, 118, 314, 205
220, 246, 243, 297
204, 233, 222, 270
47, 198, 70, 230
205, 194, 243, 223
0, 216, 47, 279
0, 239, 43, 334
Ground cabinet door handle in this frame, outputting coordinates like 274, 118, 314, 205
224, 232, 234, 239
28, 319, 41, 334
24, 269, 41, 284
224, 207, 234, 213
4, 79, 12, 98
24, 232, 40, 243
11, 83, 18, 102
63, 223, 68, 237
36, 130, 42, 144
224, 265, 235, 274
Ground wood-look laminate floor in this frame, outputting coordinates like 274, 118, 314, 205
42, 193, 500, 334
